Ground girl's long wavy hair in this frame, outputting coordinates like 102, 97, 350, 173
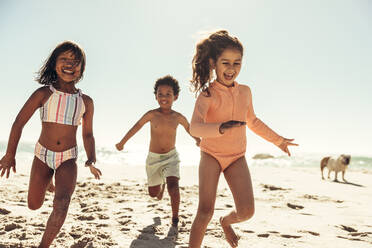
190, 30, 243, 96
35, 41, 86, 85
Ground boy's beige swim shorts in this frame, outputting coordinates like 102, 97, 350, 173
145, 148, 180, 187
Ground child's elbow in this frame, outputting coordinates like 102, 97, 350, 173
12, 117, 26, 130
189, 124, 197, 137
246, 118, 259, 129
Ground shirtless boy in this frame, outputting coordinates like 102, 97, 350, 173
116, 75, 200, 227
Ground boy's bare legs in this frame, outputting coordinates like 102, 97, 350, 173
148, 184, 166, 200
166, 176, 180, 226
188, 152, 221, 248
221, 156, 255, 247
39, 159, 77, 248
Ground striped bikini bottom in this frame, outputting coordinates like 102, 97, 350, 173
34, 142, 78, 170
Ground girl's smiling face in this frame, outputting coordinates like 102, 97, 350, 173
55, 51, 82, 83
213, 48, 242, 87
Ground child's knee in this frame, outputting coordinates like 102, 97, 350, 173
148, 185, 161, 197
28, 200, 43, 210
149, 191, 158, 198
236, 205, 255, 221
27, 193, 44, 210
197, 205, 214, 221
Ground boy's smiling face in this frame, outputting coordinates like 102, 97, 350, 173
155, 85, 178, 109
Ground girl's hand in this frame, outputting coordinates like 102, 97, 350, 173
278, 138, 298, 156
219, 120, 246, 134
85, 160, 102, 179
89, 166, 102, 179
0, 155, 16, 179
115, 143, 124, 151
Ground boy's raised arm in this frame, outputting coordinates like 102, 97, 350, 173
178, 114, 201, 147
115, 111, 153, 151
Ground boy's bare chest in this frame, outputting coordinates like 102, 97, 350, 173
150, 115, 178, 131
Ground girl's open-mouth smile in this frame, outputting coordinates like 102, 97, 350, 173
224, 73, 234, 80
61, 68, 75, 75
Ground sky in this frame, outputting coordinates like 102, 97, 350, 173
0, 0, 371, 156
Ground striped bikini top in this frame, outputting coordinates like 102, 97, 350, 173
40, 85, 85, 126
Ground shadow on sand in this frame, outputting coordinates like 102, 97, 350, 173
333, 180, 365, 187
129, 217, 180, 248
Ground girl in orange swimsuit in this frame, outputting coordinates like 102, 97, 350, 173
0, 41, 102, 247
188, 30, 298, 248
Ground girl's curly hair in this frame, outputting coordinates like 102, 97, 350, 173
190, 30, 243, 96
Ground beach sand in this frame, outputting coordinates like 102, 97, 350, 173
1, 162, 372, 248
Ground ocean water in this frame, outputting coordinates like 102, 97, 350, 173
0, 141, 371, 171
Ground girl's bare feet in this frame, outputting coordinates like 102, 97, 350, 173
156, 183, 165, 200
220, 216, 239, 247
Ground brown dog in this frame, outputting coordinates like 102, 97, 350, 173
321, 155, 351, 182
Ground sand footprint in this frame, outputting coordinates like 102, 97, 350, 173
31, 223, 45, 228
349, 232, 372, 237
4, 223, 22, 232
337, 235, 365, 242
117, 215, 133, 226
337, 224, 357, 232
261, 184, 291, 191
122, 207, 134, 211
81, 205, 103, 213
79, 202, 87, 208
97, 213, 109, 220
13, 216, 27, 224
299, 230, 320, 236
281, 234, 302, 239
69, 228, 84, 239
70, 237, 93, 248
287, 203, 304, 210
77, 215, 95, 221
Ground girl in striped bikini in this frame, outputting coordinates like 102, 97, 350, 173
0, 41, 102, 248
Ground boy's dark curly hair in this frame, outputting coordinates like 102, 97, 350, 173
35, 41, 86, 85
154, 75, 180, 95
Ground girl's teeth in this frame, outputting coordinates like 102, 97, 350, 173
62, 69, 74, 74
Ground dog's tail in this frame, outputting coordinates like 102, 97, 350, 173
320, 157, 330, 171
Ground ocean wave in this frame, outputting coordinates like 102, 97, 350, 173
0, 142, 371, 170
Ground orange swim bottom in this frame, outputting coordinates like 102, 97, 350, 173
201, 149, 245, 171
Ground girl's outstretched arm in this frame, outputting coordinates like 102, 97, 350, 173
115, 110, 153, 151
0, 87, 47, 178
245, 87, 298, 155
82, 95, 101, 179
